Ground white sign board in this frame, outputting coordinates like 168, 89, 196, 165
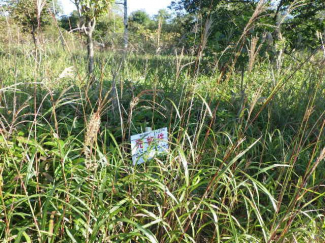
131, 127, 169, 165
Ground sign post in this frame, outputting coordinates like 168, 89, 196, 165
131, 127, 169, 165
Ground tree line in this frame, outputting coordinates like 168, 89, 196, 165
1, 0, 324, 75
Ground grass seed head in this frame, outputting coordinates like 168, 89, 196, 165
84, 111, 101, 171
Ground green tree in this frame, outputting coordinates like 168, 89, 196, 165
171, 0, 325, 54
129, 10, 152, 27
154, 9, 171, 25
170, 1, 260, 56
94, 11, 124, 46
72, 0, 114, 75
60, 10, 80, 31
6, 0, 57, 48
276, 0, 325, 49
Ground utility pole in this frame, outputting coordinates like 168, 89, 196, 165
116, 0, 128, 51
123, 0, 128, 51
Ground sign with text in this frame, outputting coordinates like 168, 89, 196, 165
131, 128, 169, 165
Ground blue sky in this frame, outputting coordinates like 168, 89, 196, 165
61, 0, 173, 16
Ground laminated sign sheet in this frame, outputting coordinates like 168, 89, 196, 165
131, 128, 169, 165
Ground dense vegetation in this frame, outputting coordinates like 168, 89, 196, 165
0, 0, 324, 242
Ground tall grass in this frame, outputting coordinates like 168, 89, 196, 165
0, 14, 325, 243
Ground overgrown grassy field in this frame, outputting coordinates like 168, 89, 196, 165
0, 39, 324, 242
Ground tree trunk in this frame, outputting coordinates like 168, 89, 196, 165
87, 31, 94, 74
123, 0, 128, 51
31, 25, 39, 50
